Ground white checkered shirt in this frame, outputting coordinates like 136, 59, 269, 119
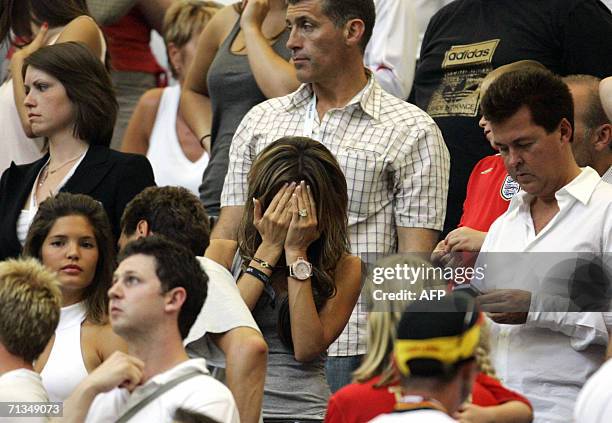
221, 76, 450, 356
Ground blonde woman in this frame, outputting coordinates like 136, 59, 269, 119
324, 255, 533, 423
121, 0, 222, 195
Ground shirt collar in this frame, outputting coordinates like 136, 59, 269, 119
287, 69, 381, 120
509, 167, 601, 211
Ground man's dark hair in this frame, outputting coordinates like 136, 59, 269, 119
287, 0, 375, 52
481, 68, 574, 135
120, 186, 211, 256
118, 236, 208, 339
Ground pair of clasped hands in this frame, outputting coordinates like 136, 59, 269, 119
253, 181, 320, 257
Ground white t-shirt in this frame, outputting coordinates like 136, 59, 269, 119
369, 409, 456, 422
0, 368, 49, 423
184, 256, 259, 368
85, 358, 239, 423
574, 359, 612, 423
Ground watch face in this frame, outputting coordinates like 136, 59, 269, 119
293, 261, 312, 280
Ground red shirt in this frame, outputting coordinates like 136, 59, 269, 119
324, 373, 532, 423
103, 7, 165, 76
459, 154, 519, 232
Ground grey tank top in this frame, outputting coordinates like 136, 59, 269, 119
199, 19, 291, 217
253, 290, 330, 420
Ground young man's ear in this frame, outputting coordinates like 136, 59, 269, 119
135, 219, 151, 238
164, 287, 187, 313
344, 19, 365, 49
592, 123, 612, 152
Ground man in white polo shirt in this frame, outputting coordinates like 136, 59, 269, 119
474, 68, 612, 423
62, 237, 239, 423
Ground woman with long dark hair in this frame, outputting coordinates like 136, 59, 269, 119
237, 136, 361, 421
24, 192, 126, 401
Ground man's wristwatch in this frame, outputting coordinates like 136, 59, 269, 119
287, 257, 313, 281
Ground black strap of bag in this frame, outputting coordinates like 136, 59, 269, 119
115, 369, 202, 423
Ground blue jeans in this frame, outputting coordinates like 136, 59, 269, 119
325, 355, 364, 393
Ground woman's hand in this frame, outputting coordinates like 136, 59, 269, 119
253, 182, 296, 254
13, 23, 49, 60
285, 181, 320, 255
240, 0, 269, 32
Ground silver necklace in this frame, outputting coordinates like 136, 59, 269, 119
37, 153, 84, 188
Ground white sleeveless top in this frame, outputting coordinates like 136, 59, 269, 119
40, 301, 89, 402
146, 84, 209, 195
0, 16, 106, 174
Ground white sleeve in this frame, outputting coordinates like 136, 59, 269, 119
526, 309, 609, 350
364, 0, 418, 99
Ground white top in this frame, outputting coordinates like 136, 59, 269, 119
365, 0, 418, 99
574, 358, 612, 423
0, 369, 49, 423
369, 409, 455, 422
475, 167, 612, 423
184, 256, 260, 367
85, 358, 239, 423
40, 301, 88, 402
0, 16, 106, 175
146, 85, 209, 195
16, 151, 87, 246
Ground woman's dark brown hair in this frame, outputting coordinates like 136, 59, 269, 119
22, 42, 117, 147
0, 0, 90, 45
239, 136, 350, 348
23, 193, 115, 325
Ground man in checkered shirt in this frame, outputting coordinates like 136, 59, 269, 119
206, 0, 450, 392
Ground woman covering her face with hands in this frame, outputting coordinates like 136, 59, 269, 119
237, 136, 361, 422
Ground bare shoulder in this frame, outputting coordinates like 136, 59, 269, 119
57, 15, 103, 56
138, 88, 164, 114
63, 15, 101, 38
82, 321, 128, 360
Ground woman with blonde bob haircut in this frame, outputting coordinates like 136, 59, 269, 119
237, 136, 362, 421
325, 255, 533, 423
22, 193, 126, 402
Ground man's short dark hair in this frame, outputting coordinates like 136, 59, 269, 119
120, 186, 210, 256
118, 236, 207, 339
287, 0, 375, 52
481, 68, 574, 135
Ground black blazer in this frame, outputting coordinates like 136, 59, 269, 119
0, 145, 156, 260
